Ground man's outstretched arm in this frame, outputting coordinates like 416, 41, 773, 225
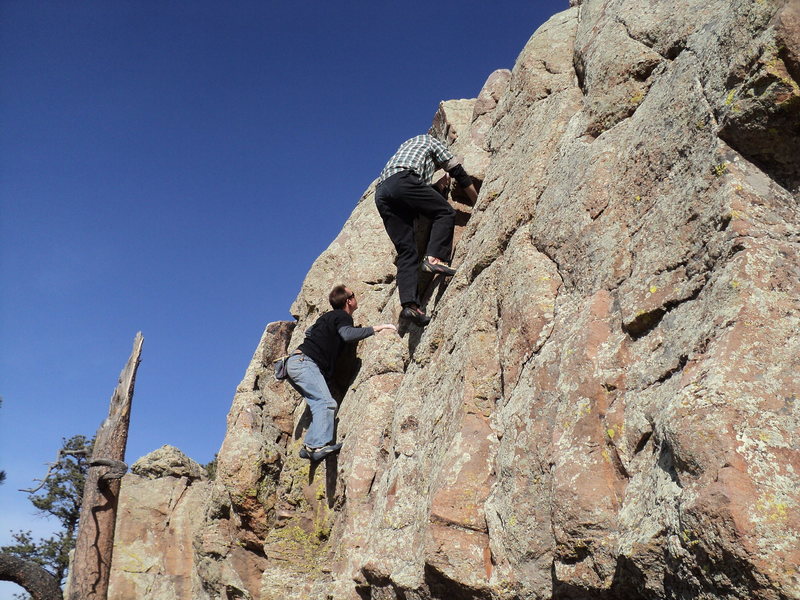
338, 323, 397, 342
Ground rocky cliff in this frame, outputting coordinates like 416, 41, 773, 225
110, 1, 799, 598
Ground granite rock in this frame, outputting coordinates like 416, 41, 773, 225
110, 1, 799, 598
130, 445, 207, 481
109, 449, 211, 599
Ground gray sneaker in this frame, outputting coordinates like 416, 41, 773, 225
299, 443, 343, 462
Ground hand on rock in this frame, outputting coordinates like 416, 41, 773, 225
374, 323, 398, 333
434, 173, 451, 195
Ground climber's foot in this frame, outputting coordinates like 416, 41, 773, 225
400, 305, 431, 327
299, 443, 342, 462
421, 258, 456, 276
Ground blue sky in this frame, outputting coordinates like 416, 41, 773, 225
0, 1, 564, 594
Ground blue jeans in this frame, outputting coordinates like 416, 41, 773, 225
286, 354, 337, 448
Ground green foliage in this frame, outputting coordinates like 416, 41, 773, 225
1, 435, 94, 585
3, 530, 73, 585
203, 454, 218, 480
28, 436, 92, 525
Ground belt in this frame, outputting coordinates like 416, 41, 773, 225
378, 168, 416, 186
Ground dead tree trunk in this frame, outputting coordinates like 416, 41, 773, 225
0, 555, 62, 600
67, 332, 143, 600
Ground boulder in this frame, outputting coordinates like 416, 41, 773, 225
131, 445, 207, 481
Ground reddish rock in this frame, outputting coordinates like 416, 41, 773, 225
110, 2, 799, 598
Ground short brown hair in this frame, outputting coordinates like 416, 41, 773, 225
329, 284, 351, 309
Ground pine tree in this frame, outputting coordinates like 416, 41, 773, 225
202, 454, 218, 480
1, 435, 93, 585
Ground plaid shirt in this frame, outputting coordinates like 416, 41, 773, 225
378, 134, 454, 185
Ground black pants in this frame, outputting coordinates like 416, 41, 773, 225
375, 170, 455, 307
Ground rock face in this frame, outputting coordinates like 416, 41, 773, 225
110, 1, 799, 598
108, 446, 210, 599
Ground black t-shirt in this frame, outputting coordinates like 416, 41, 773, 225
297, 310, 370, 379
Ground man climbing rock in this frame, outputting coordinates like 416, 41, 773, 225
286, 285, 396, 462
375, 134, 479, 327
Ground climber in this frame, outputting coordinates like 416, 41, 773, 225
286, 284, 396, 462
375, 133, 479, 327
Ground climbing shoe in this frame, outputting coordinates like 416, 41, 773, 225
299, 443, 343, 462
400, 305, 431, 327
421, 259, 456, 276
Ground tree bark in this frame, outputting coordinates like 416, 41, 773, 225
67, 333, 143, 600
0, 554, 63, 600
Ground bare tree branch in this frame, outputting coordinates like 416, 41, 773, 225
0, 553, 63, 600
20, 449, 90, 494
89, 459, 128, 483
